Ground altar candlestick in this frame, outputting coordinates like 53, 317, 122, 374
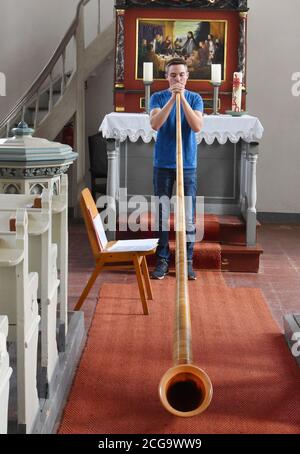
143, 63, 153, 114
210, 64, 222, 115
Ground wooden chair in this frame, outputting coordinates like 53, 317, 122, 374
74, 188, 158, 315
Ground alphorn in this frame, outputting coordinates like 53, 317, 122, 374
159, 93, 213, 416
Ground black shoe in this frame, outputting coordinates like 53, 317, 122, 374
151, 259, 169, 280
187, 261, 197, 280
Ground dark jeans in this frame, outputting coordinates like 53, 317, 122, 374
153, 167, 197, 262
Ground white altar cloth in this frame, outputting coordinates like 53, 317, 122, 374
100, 112, 264, 145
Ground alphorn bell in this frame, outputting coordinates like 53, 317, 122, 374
159, 93, 213, 417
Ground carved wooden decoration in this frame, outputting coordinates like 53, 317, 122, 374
115, 0, 248, 10
115, 9, 125, 87
238, 12, 247, 85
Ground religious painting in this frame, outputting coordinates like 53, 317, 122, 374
136, 18, 227, 81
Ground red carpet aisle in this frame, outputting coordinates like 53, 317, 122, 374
59, 272, 300, 434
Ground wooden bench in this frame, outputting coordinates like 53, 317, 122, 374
0, 315, 13, 434
0, 191, 59, 397
51, 174, 68, 350
0, 209, 40, 433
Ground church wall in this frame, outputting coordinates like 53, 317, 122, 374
247, 0, 300, 213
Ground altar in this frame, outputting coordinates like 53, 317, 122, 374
99, 112, 263, 246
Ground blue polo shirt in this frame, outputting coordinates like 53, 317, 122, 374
150, 89, 203, 169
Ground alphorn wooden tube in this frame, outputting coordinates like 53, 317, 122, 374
159, 94, 213, 417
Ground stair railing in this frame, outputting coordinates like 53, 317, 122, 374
0, 0, 102, 138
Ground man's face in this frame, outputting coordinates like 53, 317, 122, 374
166, 64, 189, 87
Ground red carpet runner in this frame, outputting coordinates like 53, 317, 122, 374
59, 272, 300, 434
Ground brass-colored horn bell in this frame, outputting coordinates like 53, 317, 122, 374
159, 364, 213, 417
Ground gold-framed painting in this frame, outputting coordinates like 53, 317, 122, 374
136, 18, 227, 81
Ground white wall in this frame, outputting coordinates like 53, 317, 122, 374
84, 55, 114, 186
84, 1, 114, 184
84, 0, 114, 140
247, 0, 300, 213
85, 59, 114, 140
84, 0, 114, 48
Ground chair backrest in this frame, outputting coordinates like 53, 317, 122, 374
81, 188, 108, 259
88, 132, 108, 178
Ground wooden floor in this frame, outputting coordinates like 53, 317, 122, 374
68, 221, 300, 332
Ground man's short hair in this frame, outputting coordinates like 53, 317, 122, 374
165, 58, 188, 73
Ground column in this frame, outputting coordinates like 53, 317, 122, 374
0, 316, 12, 434
74, 2, 86, 216
105, 139, 120, 240
246, 142, 259, 246
239, 140, 248, 217
238, 12, 248, 87
115, 10, 125, 88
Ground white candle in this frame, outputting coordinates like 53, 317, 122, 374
143, 62, 153, 82
211, 64, 221, 84
232, 72, 243, 112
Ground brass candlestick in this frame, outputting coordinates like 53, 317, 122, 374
144, 81, 152, 114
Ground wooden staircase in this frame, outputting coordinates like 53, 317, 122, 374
0, 0, 115, 209
0, 0, 114, 139
116, 212, 263, 273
